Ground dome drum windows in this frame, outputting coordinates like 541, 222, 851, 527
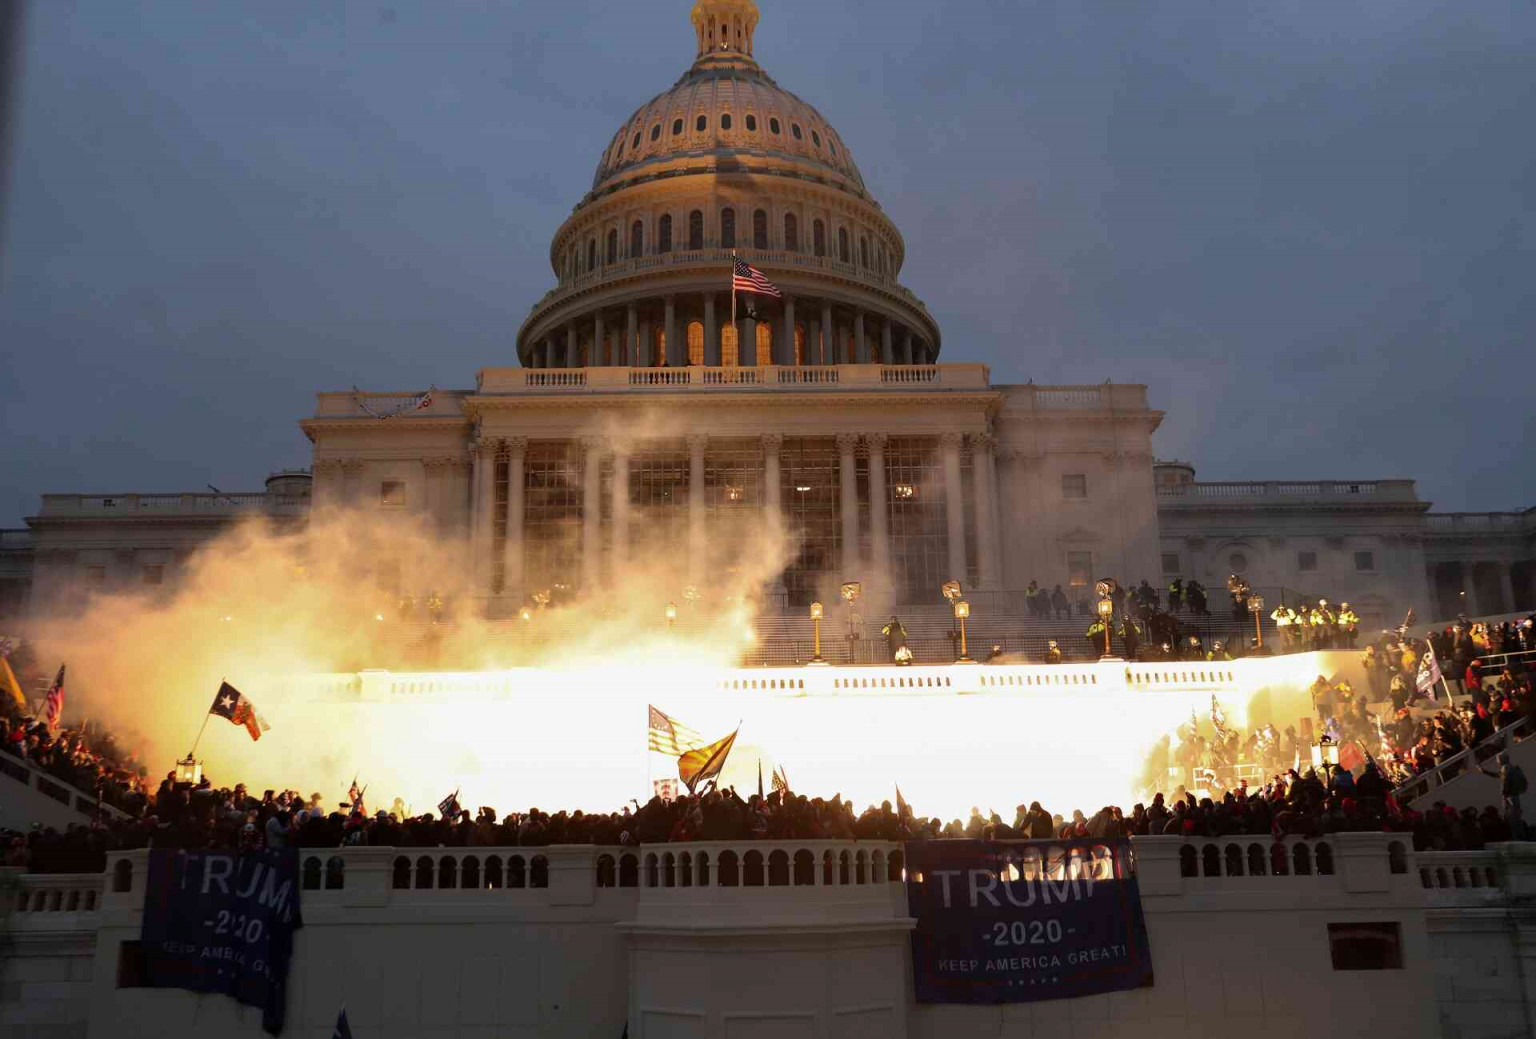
720, 207, 736, 249
791, 123, 803, 140
837, 227, 850, 263
632, 131, 642, 150
752, 208, 768, 249
658, 214, 673, 253
813, 219, 826, 257
811, 130, 821, 147
745, 114, 756, 131
688, 209, 704, 251
606, 229, 618, 266
784, 213, 799, 252
587, 238, 597, 271
720, 113, 732, 131
650, 124, 661, 142
631, 220, 643, 258
769, 117, 781, 135
696, 114, 707, 132
672, 118, 684, 136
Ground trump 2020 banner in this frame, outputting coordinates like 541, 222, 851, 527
905, 838, 1153, 1003
140, 847, 304, 1035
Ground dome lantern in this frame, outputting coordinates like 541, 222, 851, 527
691, 0, 759, 61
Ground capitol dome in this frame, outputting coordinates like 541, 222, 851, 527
517, 0, 940, 371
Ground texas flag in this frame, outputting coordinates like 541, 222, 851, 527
209, 681, 270, 741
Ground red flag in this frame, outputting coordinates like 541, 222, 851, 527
44, 665, 65, 731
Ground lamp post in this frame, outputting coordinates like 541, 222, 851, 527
1248, 593, 1265, 649
809, 600, 825, 664
840, 582, 862, 651
954, 599, 972, 662
665, 602, 677, 629
1097, 596, 1114, 658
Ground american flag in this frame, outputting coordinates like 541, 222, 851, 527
732, 256, 781, 298
437, 789, 461, 820
648, 704, 703, 756
771, 765, 789, 796
44, 664, 65, 730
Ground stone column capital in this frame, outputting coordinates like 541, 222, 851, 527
835, 433, 861, 453
686, 433, 709, 454
579, 435, 606, 454
505, 436, 528, 457
864, 432, 888, 452
938, 431, 966, 449
970, 432, 996, 452
760, 433, 784, 452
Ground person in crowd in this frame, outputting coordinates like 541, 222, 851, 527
1050, 584, 1070, 620
881, 615, 909, 665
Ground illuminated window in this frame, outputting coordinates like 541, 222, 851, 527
687, 321, 704, 366
794, 323, 805, 365
756, 322, 773, 366
1062, 474, 1087, 499
653, 326, 666, 367
1067, 552, 1093, 588
722, 325, 739, 367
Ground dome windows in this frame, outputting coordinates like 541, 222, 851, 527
838, 227, 850, 263
784, 213, 799, 252
688, 210, 704, 250
811, 130, 821, 148
632, 131, 642, 150
606, 229, 618, 265
753, 209, 768, 249
587, 238, 598, 271
672, 119, 684, 136
813, 219, 826, 257
658, 214, 673, 253
720, 207, 736, 248
720, 113, 732, 131
696, 114, 707, 132
630, 220, 643, 258
769, 117, 781, 135
650, 124, 661, 142
791, 123, 803, 140
829, 140, 837, 156
745, 114, 757, 132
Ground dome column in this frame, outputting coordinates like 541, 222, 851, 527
594, 310, 606, 367
807, 315, 822, 365
639, 314, 652, 367
901, 328, 914, 366
854, 310, 868, 364
880, 318, 893, 366
821, 301, 834, 363
664, 296, 680, 366
780, 295, 796, 365
626, 304, 638, 367
703, 293, 719, 366
565, 321, 578, 368
741, 311, 757, 366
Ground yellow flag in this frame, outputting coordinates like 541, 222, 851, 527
0, 655, 24, 709
677, 727, 739, 794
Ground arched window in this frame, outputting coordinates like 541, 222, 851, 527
838, 227, 850, 262
769, 117, 781, 135
720, 208, 736, 248
688, 209, 703, 250
755, 322, 773, 366
687, 321, 704, 366
791, 123, 803, 140
672, 118, 683, 136
632, 131, 641, 150
658, 214, 672, 253
606, 229, 617, 265
794, 323, 805, 365
587, 238, 597, 271
722, 325, 740, 368
753, 209, 768, 249
830, 140, 837, 156
860, 235, 869, 268
630, 220, 643, 258
650, 124, 661, 142
653, 326, 666, 367
811, 129, 821, 148
745, 114, 757, 131
813, 219, 826, 257
784, 213, 799, 251
720, 113, 732, 130
696, 114, 707, 132
878, 244, 886, 274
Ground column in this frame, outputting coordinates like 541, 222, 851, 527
1501, 566, 1518, 616
704, 293, 719, 366
474, 439, 499, 599
638, 316, 652, 367
593, 311, 605, 367
972, 433, 1000, 588
565, 321, 578, 368
939, 432, 968, 584
837, 433, 860, 576
866, 433, 890, 578
611, 443, 630, 573
822, 301, 834, 363
762, 433, 783, 525
854, 310, 867, 363
880, 319, 892, 366
688, 435, 707, 585
742, 313, 757, 366
664, 295, 678, 367
626, 304, 638, 367
808, 318, 822, 365
902, 329, 914, 366
781, 295, 796, 365
581, 437, 603, 593
503, 438, 526, 602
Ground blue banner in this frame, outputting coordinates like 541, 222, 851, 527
140, 847, 304, 1035
905, 838, 1153, 1003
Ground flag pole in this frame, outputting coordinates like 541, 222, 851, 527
188, 682, 219, 758
730, 251, 737, 362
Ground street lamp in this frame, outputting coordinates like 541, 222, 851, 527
665, 602, 678, 629
954, 599, 973, 662
1247, 593, 1265, 649
809, 600, 825, 663
1096, 596, 1115, 658
175, 755, 202, 787
840, 582, 862, 646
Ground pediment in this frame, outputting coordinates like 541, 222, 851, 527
1057, 526, 1101, 543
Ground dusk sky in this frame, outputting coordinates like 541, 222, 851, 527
2, 0, 1533, 527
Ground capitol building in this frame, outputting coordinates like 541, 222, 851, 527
5, 0, 1534, 633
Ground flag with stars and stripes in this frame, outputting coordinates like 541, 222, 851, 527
43, 665, 65, 730
732, 256, 781, 298
648, 704, 703, 757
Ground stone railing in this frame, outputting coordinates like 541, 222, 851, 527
0, 751, 130, 822
35, 493, 310, 517
1392, 715, 1533, 804
1157, 480, 1419, 501
1425, 512, 1534, 535
475, 363, 992, 395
